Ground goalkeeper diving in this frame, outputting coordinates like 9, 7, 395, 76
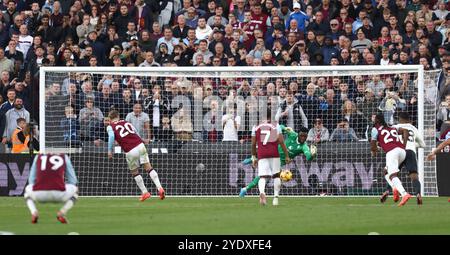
239, 125, 317, 197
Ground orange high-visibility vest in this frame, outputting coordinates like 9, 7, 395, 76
11, 128, 29, 153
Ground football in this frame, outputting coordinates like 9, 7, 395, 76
280, 170, 293, 182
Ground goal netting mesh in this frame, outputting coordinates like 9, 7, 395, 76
39, 66, 440, 196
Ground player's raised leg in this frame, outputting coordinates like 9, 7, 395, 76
239, 176, 260, 198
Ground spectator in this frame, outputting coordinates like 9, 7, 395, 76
195, 16, 213, 41
203, 99, 221, 142
437, 94, 450, 131
125, 103, 151, 144
156, 26, 179, 55
307, 118, 330, 144
61, 105, 80, 147
351, 28, 372, 52
307, 11, 329, 33
158, 115, 174, 141
320, 89, 341, 129
378, 91, 406, 125
92, 117, 110, 148
329, 119, 359, 142
341, 99, 369, 138
171, 106, 193, 141
116, 88, 135, 119
78, 96, 103, 141
367, 74, 386, 99
222, 102, 240, 142
285, 2, 308, 32
2, 97, 30, 152
276, 91, 308, 130
0, 48, 14, 74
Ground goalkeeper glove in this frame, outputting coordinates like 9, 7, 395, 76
310, 144, 317, 158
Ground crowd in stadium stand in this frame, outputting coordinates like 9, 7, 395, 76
0, 0, 449, 152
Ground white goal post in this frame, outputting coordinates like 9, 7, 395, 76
39, 65, 439, 196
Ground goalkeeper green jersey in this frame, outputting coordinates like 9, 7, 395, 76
279, 125, 312, 165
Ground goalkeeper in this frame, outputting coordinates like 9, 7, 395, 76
239, 126, 316, 197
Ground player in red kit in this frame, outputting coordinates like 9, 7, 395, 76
371, 114, 412, 206
107, 110, 165, 202
24, 153, 78, 224
251, 108, 290, 206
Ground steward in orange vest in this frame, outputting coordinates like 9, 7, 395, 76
11, 118, 39, 153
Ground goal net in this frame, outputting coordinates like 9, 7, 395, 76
39, 66, 440, 196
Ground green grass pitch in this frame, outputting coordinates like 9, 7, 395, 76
1, 197, 449, 235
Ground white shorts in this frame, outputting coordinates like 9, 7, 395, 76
258, 157, 281, 177
126, 143, 150, 171
24, 184, 78, 203
385, 147, 406, 175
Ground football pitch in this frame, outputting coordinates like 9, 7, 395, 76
1, 197, 449, 235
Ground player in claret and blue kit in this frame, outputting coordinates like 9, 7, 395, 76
107, 110, 165, 202
239, 126, 316, 198
251, 109, 291, 206
24, 153, 78, 224
371, 114, 412, 207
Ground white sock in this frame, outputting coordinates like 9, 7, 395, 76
273, 178, 281, 197
26, 199, 38, 215
392, 177, 407, 196
385, 174, 394, 190
134, 175, 148, 194
258, 177, 266, 195
60, 200, 74, 215
149, 170, 162, 190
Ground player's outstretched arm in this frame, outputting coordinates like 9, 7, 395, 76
427, 139, 450, 160
64, 155, 78, 185
302, 143, 314, 161
251, 135, 258, 167
28, 156, 39, 185
107, 125, 115, 158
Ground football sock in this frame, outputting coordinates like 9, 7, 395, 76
273, 177, 281, 197
258, 177, 266, 195
384, 175, 393, 192
149, 170, 162, 190
26, 198, 37, 215
60, 200, 74, 215
134, 174, 148, 194
246, 176, 260, 190
412, 179, 421, 196
392, 177, 407, 197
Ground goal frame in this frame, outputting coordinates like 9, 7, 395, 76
39, 65, 431, 196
